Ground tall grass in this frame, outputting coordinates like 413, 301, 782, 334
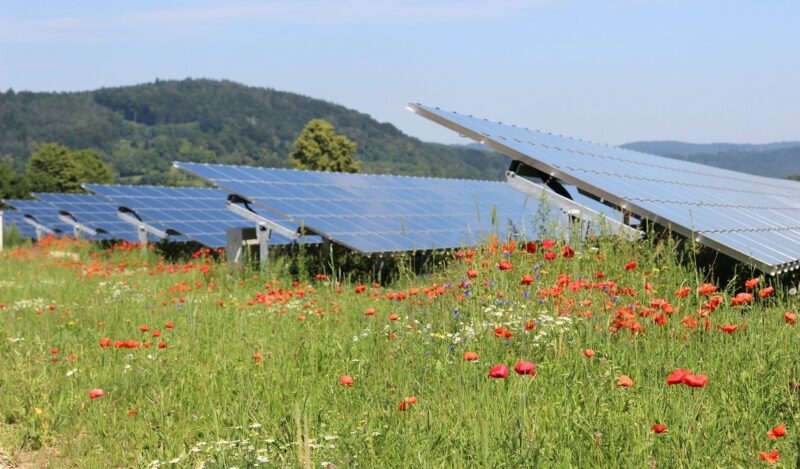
0, 234, 797, 468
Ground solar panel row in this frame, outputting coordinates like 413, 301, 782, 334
410, 103, 800, 274
1, 209, 38, 239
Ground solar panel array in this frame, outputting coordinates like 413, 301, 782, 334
2, 208, 38, 239
174, 162, 564, 253
84, 184, 305, 248
3, 199, 72, 235
33, 193, 139, 242
410, 103, 800, 274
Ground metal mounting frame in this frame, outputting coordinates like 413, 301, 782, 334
58, 212, 98, 238
117, 208, 169, 248
23, 215, 56, 240
226, 197, 300, 263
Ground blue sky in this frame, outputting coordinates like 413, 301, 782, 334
1, 0, 798, 145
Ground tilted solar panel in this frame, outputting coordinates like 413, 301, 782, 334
173, 162, 578, 253
2, 199, 72, 235
410, 103, 800, 274
1, 209, 37, 239
33, 193, 139, 242
83, 184, 305, 248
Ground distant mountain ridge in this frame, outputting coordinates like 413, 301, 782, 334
0, 79, 511, 185
622, 141, 800, 179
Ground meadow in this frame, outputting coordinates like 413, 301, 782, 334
0, 233, 797, 468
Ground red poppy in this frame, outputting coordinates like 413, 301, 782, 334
617, 375, 633, 388
719, 324, 737, 334
127, 409, 138, 417
355, 285, 366, 293
466, 269, 479, 279
759, 287, 775, 299
785, 312, 797, 325
544, 252, 556, 261
152, 330, 161, 338
651, 424, 667, 434
339, 375, 354, 386
489, 364, 509, 379
514, 361, 536, 376
389, 313, 399, 321
542, 239, 554, 249
365, 308, 377, 316
731, 292, 754, 306
253, 351, 263, 363
767, 424, 786, 439
745, 278, 760, 290
398, 396, 417, 411
675, 287, 691, 298
666, 368, 691, 385
583, 349, 595, 358
498, 262, 513, 271
50, 348, 59, 355
696, 283, 717, 296
99, 338, 111, 348
624, 261, 637, 270
521, 274, 534, 285
525, 242, 537, 254
139, 324, 149, 333
463, 351, 479, 361
88, 388, 104, 400
165, 322, 175, 329
158, 341, 167, 349
562, 246, 574, 258
524, 320, 536, 330
682, 373, 708, 388
757, 450, 779, 464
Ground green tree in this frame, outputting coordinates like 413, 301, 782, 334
289, 119, 360, 173
0, 160, 30, 200
26, 143, 113, 193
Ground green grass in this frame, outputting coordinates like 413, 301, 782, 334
0, 234, 798, 468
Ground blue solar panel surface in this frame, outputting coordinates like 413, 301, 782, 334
2, 199, 72, 235
2, 209, 37, 239
84, 184, 304, 247
174, 162, 556, 253
34, 193, 139, 242
411, 103, 800, 274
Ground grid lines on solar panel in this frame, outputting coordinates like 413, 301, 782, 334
410, 103, 800, 273
2, 209, 37, 238
83, 184, 302, 247
33, 193, 139, 241
2, 199, 72, 235
174, 162, 556, 253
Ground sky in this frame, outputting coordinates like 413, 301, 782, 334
1, 0, 798, 145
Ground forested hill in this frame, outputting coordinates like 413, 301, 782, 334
0, 79, 511, 185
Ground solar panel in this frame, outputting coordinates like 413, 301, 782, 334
173, 162, 581, 253
33, 193, 139, 242
1, 209, 37, 239
410, 103, 800, 274
2, 199, 72, 236
83, 184, 306, 248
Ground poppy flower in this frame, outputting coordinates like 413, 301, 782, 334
489, 364, 509, 379
463, 351, 479, 361
253, 351, 263, 363
524, 320, 536, 330
514, 361, 536, 376
785, 312, 796, 325
675, 287, 691, 298
158, 341, 167, 349
521, 274, 534, 285
139, 324, 149, 333
719, 324, 737, 334
542, 239, 555, 249
152, 330, 161, 338
498, 262, 513, 271
339, 375, 354, 386
731, 292, 754, 306
757, 450, 779, 464
666, 368, 691, 385
562, 246, 574, 258
50, 348, 59, 355
583, 349, 595, 358
544, 252, 556, 261
127, 409, 138, 417
365, 308, 376, 316
651, 424, 667, 434
165, 322, 174, 329
759, 287, 775, 299
617, 375, 633, 388
88, 389, 104, 400
389, 313, 399, 321
767, 424, 786, 439
745, 278, 760, 290
696, 283, 717, 296
398, 396, 417, 411
624, 261, 637, 270
682, 373, 708, 388
466, 269, 479, 279
355, 285, 366, 293
98, 337, 111, 348
525, 242, 537, 254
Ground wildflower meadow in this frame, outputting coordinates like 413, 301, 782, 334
0, 233, 798, 468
